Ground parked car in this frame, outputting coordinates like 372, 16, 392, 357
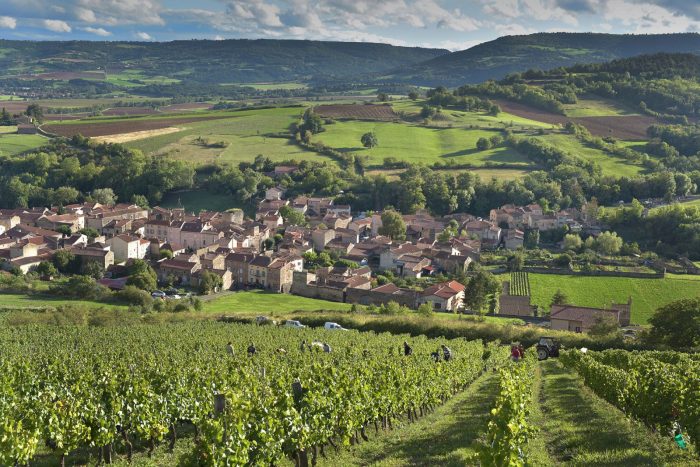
151, 290, 166, 298
256, 316, 276, 326
285, 320, 306, 329
324, 322, 347, 331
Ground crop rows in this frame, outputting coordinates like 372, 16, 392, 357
510, 271, 531, 296
0, 322, 507, 466
478, 349, 537, 465
560, 349, 699, 452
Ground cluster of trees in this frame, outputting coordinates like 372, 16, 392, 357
601, 201, 700, 259
0, 136, 194, 209
456, 81, 568, 114
426, 87, 500, 114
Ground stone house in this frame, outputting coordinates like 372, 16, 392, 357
550, 299, 632, 333
158, 259, 201, 285
107, 234, 149, 263
416, 280, 465, 312
72, 246, 115, 271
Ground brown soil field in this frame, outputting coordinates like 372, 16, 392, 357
161, 103, 212, 112
495, 99, 657, 140
102, 107, 160, 116
17, 71, 105, 80
315, 104, 398, 120
42, 116, 224, 137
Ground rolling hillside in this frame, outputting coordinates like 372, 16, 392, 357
390, 32, 700, 86
0, 39, 448, 84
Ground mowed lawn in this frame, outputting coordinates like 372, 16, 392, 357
315, 120, 535, 167
527, 273, 700, 324
0, 293, 126, 310
537, 134, 645, 177
203, 290, 351, 314
0, 132, 49, 155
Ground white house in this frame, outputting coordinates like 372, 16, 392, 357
107, 234, 150, 263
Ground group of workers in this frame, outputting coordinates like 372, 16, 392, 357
403, 341, 453, 362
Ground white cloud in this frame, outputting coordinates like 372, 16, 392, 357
135, 31, 153, 40
428, 39, 483, 51
43, 19, 72, 32
83, 26, 111, 36
75, 0, 164, 26
0, 16, 17, 29
603, 0, 700, 33
75, 7, 96, 22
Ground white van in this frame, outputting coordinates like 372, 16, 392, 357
285, 320, 306, 329
324, 322, 347, 331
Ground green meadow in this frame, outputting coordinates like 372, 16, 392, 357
0, 132, 48, 155
537, 133, 645, 177
203, 290, 351, 314
526, 273, 700, 324
315, 120, 534, 168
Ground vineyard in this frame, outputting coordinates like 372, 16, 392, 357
0, 322, 509, 466
510, 271, 531, 296
561, 349, 700, 451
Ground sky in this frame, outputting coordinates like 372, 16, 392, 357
0, 0, 699, 51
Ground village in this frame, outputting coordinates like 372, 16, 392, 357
0, 174, 636, 334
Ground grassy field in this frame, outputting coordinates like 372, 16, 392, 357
537, 133, 645, 177
203, 290, 352, 315
0, 293, 126, 310
315, 120, 535, 168
0, 132, 49, 155
159, 189, 245, 214
563, 97, 639, 117
526, 273, 700, 324
391, 100, 553, 130
126, 107, 327, 164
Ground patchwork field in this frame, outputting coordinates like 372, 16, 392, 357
526, 273, 700, 324
42, 114, 226, 137
315, 120, 535, 167
316, 103, 398, 120
495, 99, 657, 140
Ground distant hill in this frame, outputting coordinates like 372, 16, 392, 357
390, 33, 700, 86
0, 39, 448, 84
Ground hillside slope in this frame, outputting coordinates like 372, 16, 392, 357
0, 39, 448, 84
391, 32, 700, 86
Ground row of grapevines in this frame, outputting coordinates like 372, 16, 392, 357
0, 323, 509, 465
478, 349, 537, 467
560, 349, 699, 451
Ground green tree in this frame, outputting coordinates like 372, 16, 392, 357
125, 260, 158, 291
361, 132, 378, 148
198, 270, 223, 295
507, 252, 524, 272
647, 298, 700, 349
463, 271, 501, 314
524, 229, 539, 249
378, 209, 406, 240
79, 227, 100, 240
159, 249, 173, 260
52, 250, 77, 274
36, 261, 58, 278
417, 302, 434, 317
595, 231, 623, 256
562, 234, 582, 252
554, 253, 572, 268
131, 194, 149, 208
550, 289, 569, 306
588, 314, 621, 337
81, 261, 104, 280
118, 286, 153, 307
408, 91, 419, 100
279, 205, 307, 226
377, 92, 389, 102
25, 103, 44, 123
476, 137, 491, 151
90, 188, 117, 205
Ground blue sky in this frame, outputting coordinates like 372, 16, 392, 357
0, 0, 699, 50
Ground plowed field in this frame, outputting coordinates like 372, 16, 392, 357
42, 116, 224, 137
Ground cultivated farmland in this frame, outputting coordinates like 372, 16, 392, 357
315, 104, 398, 120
